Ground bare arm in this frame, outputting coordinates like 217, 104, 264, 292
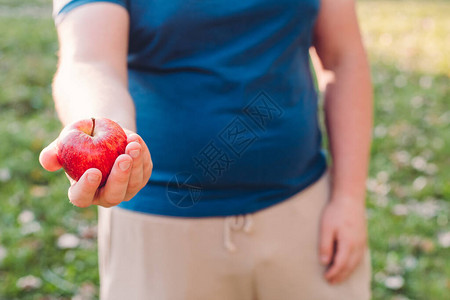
40, 3, 152, 207
314, 0, 372, 205
312, 0, 372, 283
53, 3, 135, 129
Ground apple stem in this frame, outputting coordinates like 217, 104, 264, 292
90, 118, 95, 137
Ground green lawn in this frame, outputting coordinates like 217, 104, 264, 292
0, 0, 449, 299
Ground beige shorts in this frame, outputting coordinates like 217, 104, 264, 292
98, 174, 371, 300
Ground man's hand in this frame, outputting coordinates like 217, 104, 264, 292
39, 130, 152, 208
44, 3, 149, 207
319, 197, 368, 284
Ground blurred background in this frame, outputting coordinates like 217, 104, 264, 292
0, 0, 449, 299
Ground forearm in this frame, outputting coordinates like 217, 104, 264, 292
53, 60, 136, 131
323, 54, 372, 203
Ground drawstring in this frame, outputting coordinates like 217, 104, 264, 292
224, 214, 253, 252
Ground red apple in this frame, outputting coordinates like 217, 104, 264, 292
56, 118, 128, 187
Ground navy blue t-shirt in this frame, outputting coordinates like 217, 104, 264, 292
54, 0, 327, 217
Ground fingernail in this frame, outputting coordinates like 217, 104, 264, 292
130, 149, 140, 158
87, 173, 100, 183
119, 161, 131, 171
321, 255, 328, 265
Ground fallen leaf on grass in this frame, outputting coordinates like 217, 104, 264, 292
30, 185, 49, 198
16, 275, 42, 290
57, 233, 80, 249
0, 168, 11, 182
384, 275, 405, 290
18, 210, 35, 224
437, 232, 450, 248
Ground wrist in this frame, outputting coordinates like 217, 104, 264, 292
329, 186, 367, 206
329, 171, 367, 205
330, 193, 366, 206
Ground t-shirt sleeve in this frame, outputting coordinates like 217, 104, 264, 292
53, 0, 128, 24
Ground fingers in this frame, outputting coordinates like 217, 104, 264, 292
125, 133, 152, 199
319, 219, 335, 266
94, 154, 133, 207
124, 141, 143, 199
128, 134, 152, 176
331, 248, 363, 283
142, 144, 153, 183
68, 168, 102, 208
39, 140, 62, 171
325, 240, 351, 283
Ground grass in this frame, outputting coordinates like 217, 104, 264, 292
358, 1, 450, 299
0, 0, 449, 299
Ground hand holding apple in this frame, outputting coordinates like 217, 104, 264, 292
39, 118, 152, 208
56, 118, 128, 187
